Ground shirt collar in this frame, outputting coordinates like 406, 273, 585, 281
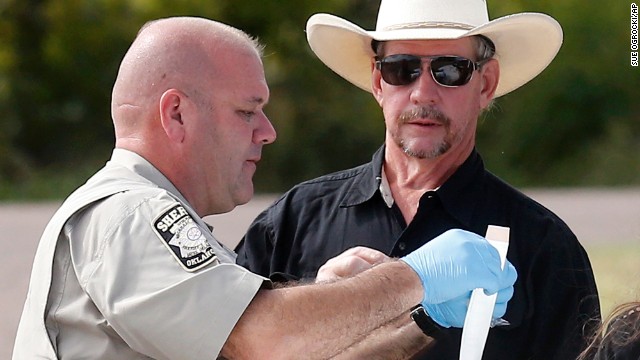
379, 166, 395, 208
342, 145, 486, 228
339, 145, 385, 207
379, 167, 441, 208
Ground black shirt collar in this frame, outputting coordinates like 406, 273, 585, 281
339, 145, 385, 207
340, 145, 486, 228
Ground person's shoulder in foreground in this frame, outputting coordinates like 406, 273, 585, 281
578, 301, 640, 360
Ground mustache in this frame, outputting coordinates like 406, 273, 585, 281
398, 106, 450, 125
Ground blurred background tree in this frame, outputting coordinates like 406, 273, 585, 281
0, 0, 638, 199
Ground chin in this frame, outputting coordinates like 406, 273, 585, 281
400, 141, 449, 160
234, 187, 254, 206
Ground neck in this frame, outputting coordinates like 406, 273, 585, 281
116, 137, 209, 217
383, 141, 472, 222
384, 142, 471, 190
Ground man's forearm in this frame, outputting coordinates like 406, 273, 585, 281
329, 311, 434, 360
222, 260, 423, 359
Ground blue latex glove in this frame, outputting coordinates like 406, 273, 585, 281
424, 279, 515, 328
401, 229, 518, 327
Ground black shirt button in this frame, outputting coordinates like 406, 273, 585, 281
398, 242, 407, 251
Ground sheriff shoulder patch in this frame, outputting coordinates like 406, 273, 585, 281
153, 204, 217, 272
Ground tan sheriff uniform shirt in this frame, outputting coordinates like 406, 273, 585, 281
13, 149, 266, 359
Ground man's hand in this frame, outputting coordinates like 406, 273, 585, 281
401, 229, 517, 328
316, 246, 391, 282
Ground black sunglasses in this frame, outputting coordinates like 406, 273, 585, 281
375, 54, 489, 87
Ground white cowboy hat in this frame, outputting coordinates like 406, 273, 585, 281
306, 0, 563, 98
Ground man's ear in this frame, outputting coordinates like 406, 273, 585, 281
159, 89, 187, 142
479, 59, 499, 109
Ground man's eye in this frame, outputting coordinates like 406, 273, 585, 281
238, 110, 255, 121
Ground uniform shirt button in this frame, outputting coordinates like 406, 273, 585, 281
398, 242, 407, 251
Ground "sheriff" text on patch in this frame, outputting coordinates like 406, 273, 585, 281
153, 204, 217, 271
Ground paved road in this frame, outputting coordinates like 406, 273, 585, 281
1, 189, 639, 358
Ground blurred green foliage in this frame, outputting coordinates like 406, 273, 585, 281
0, 0, 638, 199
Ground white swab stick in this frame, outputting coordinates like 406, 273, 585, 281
459, 225, 510, 360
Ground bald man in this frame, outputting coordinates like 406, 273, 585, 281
13, 17, 516, 359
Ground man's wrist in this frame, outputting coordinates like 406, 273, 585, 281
398, 258, 426, 305
410, 305, 442, 337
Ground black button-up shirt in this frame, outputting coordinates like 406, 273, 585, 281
236, 146, 600, 359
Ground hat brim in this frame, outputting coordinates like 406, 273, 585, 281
306, 13, 563, 98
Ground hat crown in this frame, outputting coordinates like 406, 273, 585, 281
376, 0, 490, 31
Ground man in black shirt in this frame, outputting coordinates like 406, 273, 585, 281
237, 1, 601, 358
